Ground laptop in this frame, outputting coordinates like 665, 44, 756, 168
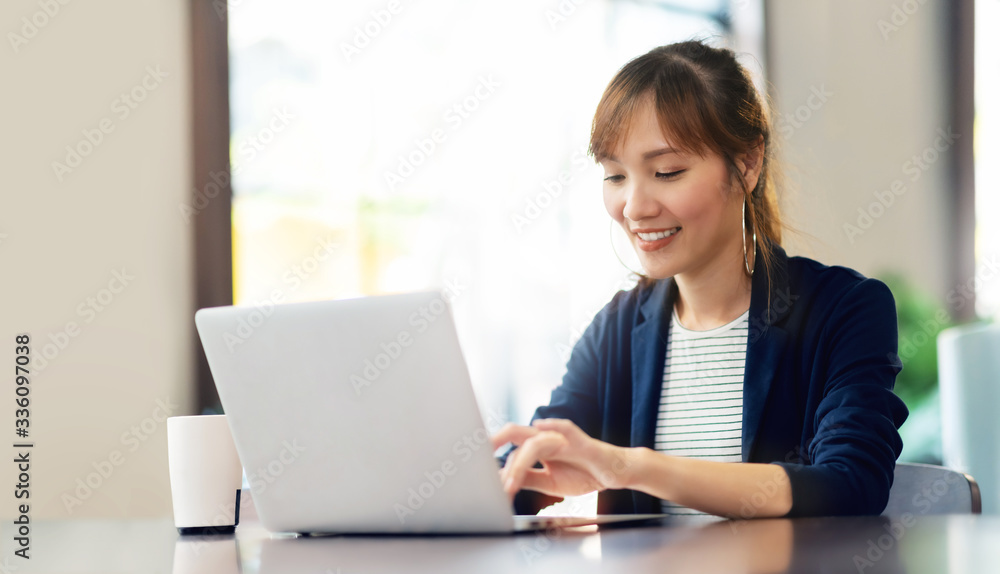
194, 290, 667, 534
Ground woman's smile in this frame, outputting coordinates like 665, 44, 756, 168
632, 226, 682, 252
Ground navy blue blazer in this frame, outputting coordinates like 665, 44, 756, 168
500, 242, 909, 517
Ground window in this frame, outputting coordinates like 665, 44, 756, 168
227, 0, 758, 434
975, 0, 999, 319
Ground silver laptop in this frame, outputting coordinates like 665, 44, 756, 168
195, 290, 666, 534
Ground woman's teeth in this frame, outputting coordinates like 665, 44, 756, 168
637, 228, 681, 241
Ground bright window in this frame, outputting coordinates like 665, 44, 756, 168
975, 0, 999, 319
228, 0, 757, 439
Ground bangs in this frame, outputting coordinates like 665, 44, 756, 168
589, 58, 719, 162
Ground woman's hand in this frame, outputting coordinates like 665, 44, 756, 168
490, 418, 636, 502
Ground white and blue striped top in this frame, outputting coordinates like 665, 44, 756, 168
655, 306, 749, 515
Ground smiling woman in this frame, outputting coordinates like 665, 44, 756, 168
591, 42, 782, 304
493, 40, 909, 519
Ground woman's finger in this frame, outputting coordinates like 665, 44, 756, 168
531, 418, 580, 436
490, 422, 539, 451
531, 418, 599, 460
499, 442, 519, 484
516, 467, 559, 497
502, 431, 566, 496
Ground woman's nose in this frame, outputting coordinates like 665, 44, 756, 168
622, 182, 660, 223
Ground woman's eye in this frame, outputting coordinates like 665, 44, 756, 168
603, 174, 625, 183
655, 170, 685, 179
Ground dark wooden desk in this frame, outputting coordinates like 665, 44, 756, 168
5, 495, 1000, 573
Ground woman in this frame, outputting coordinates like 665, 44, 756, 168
491, 41, 908, 518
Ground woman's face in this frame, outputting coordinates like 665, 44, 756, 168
600, 95, 747, 281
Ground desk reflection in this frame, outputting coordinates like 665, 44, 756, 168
173, 535, 242, 574
259, 531, 589, 574
21, 506, 996, 571
598, 515, 906, 573
253, 515, 914, 573
255, 517, 791, 574
783, 516, 906, 574
595, 517, 794, 573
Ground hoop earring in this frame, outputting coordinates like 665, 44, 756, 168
742, 195, 757, 277
609, 219, 644, 277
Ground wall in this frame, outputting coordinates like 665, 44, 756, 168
766, 0, 954, 302
0, 0, 195, 519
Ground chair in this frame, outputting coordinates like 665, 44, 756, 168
881, 462, 982, 516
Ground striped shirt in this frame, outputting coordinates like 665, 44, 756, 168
655, 306, 748, 515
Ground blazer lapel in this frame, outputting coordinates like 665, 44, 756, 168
741, 244, 792, 462
629, 277, 674, 513
631, 278, 674, 452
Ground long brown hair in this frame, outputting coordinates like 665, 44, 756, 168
590, 40, 783, 290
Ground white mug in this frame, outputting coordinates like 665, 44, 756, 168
168, 415, 243, 534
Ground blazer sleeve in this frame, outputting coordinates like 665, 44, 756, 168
774, 278, 909, 516
496, 292, 620, 514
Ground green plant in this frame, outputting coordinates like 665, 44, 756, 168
880, 272, 952, 410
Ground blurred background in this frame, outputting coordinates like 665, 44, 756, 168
1, 0, 995, 521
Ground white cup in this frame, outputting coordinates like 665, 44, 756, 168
168, 415, 243, 534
